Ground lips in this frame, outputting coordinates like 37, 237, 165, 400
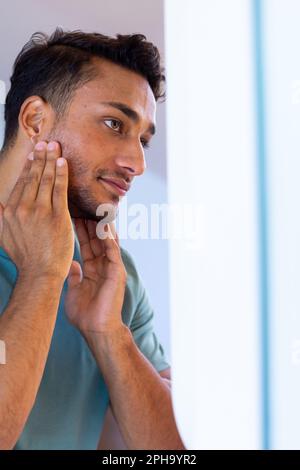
100, 177, 129, 192
98, 177, 130, 196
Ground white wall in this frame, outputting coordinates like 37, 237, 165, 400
0, 0, 170, 359
165, 0, 262, 449
264, 0, 300, 449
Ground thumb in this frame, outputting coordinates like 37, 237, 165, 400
67, 260, 83, 289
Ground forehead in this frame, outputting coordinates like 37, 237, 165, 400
72, 57, 157, 122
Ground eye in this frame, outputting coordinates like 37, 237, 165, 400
104, 119, 122, 132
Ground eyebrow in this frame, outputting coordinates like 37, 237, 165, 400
101, 101, 156, 136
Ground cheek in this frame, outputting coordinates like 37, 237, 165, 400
67, 126, 93, 150
59, 120, 113, 169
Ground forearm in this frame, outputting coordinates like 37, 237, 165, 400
86, 325, 185, 450
0, 274, 64, 449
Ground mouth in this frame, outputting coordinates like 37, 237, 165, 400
97, 177, 129, 196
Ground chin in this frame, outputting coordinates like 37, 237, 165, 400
68, 198, 119, 222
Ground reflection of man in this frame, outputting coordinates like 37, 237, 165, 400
0, 29, 184, 450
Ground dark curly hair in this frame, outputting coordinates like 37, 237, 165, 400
2, 28, 166, 151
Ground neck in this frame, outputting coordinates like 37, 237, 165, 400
0, 139, 32, 206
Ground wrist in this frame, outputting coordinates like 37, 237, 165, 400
84, 323, 132, 355
17, 270, 66, 288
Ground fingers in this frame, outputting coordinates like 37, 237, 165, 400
101, 224, 122, 264
74, 218, 119, 263
52, 157, 69, 215
36, 142, 61, 208
6, 158, 33, 211
87, 220, 104, 257
7, 140, 68, 217
73, 215, 121, 266
20, 142, 48, 205
109, 221, 120, 246
67, 260, 83, 289
73, 218, 95, 262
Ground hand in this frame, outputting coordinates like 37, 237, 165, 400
65, 219, 127, 336
0, 141, 74, 281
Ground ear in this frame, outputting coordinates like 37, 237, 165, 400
18, 95, 55, 145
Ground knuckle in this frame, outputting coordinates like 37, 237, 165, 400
32, 159, 45, 168
55, 175, 66, 184
30, 173, 40, 184
3, 205, 14, 219
21, 173, 39, 185
34, 204, 50, 218
40, 174, 54, 185
16, 204, 29, 220
53, 211, 65, 222
15, 177, 26, 187
53, 183, 61, 194
53, 181, 66, 193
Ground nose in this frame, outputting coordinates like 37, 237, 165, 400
115, 138, 146, 177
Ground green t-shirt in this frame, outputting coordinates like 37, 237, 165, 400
0, 230, 169, 449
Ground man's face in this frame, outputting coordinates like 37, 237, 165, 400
48, 57, 157, 221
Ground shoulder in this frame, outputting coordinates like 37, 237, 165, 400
120, 247, 143, 295
120, 247, 138, 276
119, 247, 146, 325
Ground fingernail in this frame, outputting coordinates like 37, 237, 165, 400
47, 141, 57, 151
35, 141, 46, 151
27, 152, 34, 160
56, 158, 65, 167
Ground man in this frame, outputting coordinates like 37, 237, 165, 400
0, 29, 184, 450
